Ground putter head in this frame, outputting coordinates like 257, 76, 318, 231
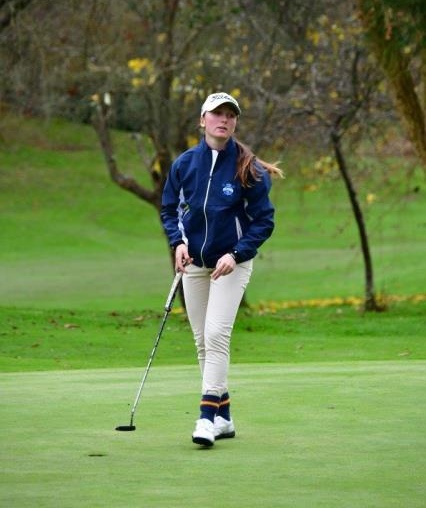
115, 425, 136, 432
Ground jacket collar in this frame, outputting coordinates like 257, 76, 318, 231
200, 136, 237, 158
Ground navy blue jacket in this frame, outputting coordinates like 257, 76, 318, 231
161, 137, 275, 268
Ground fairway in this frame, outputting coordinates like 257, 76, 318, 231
1, 362, 425, 507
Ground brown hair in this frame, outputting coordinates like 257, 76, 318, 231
235, 139, 283, 188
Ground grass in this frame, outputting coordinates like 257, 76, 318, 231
0, 114, 425, 310
0, 113, 425, 506
1, 362, 425, 507
1, 301, 425, 372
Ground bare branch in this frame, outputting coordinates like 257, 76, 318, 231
130, 132, 155, 172
91, 102, 158, 206
0, 0, 33, 31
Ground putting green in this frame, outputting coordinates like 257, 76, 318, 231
1, 362, 425, 507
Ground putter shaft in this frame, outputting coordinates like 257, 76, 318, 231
115, 270, 183, 432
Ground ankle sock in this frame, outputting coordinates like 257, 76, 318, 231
217, 392, 231, 421
199, 395, 220, 423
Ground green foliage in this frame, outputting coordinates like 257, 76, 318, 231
362, 0, 425, 52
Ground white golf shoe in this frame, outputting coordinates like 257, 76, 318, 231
214, 416, 236, 440
192, 418, 215, 446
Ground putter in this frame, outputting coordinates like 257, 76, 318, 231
115, 269, 184, 432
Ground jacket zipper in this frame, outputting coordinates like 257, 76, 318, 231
200, 151, 218, 266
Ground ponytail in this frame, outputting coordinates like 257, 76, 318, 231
235, 139, 283, 188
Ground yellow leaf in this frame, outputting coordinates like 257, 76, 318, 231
152, 159, 161, 174
366, 193, 377, 205
131, 77, 144, 88
128, 58, 151, 73
307, 29, 321, 46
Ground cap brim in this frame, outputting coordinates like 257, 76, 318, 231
202, 100, 241, 115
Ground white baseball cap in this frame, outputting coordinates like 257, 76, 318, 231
201, 92, 241, 116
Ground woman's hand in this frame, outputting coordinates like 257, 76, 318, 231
211, 253, 236, 280
175, 244, 192, 273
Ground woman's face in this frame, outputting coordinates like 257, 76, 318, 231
200, 105, 238, 145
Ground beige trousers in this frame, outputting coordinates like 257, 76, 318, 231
182, 260, 253, 397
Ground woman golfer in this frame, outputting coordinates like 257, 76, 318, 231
161, 92, 282, 446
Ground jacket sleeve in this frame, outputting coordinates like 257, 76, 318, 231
160, 161, 185, 248
232, 168, 275, 262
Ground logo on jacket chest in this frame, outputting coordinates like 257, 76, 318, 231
222, 183, 235, 197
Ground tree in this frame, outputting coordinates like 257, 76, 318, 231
284, 9, 391, 310
90, 0, 318, 219
0, 0, 412, 309
88, 0, 311, 304
0, 0, 133, 117
358, 0, 426, 167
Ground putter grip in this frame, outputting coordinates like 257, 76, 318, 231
164, 271, 183, 311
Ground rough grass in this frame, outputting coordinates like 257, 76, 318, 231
0, 301, 424, 372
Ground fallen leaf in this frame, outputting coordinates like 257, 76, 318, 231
398, 350, 411, 357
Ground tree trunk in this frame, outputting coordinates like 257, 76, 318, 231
375, 43, 426, 166
331, 131, 383, 311
358, 0, 426, 167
